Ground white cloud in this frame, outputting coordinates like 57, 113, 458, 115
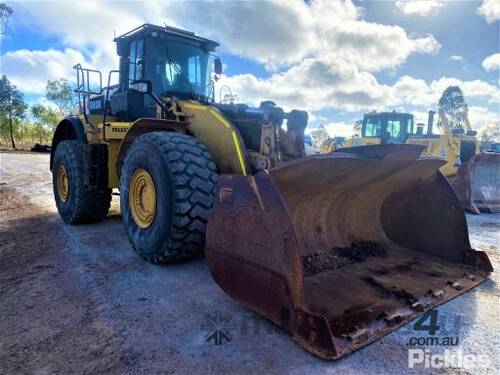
478, 0, 500, 23
170, 0, 439, 71
166, 0, 315, 67
324, 122, 356, 138
313, 19, 440, 72
12, 1, 146, 49
218, 64, 500, 115
448, 55, 467, 69
395, 1, 446, 16
391, 75, 500, 107
10, 0, 440, 74
1, 48, 86, 93
216, 58, 394, 113
482, 53, 500, 71
468, 106, 500, 134
1, 45, 120, 95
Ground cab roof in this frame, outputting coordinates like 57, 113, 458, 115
364, 111, 413, 118
114, 23, 219, 50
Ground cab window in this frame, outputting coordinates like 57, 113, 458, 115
129, 40, 144, 81
365, 119, 381, 137
387, 120, 401, 138
407, 118, 413, 134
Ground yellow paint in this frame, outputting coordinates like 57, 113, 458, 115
104, 122, 132, 140
209, 108, 231, 129
359, 137, 381, 146
80, 100, 250, 187
406, 134, 477, 177
232, 130, 248, 175
182, 102, 208, 111
180, 101, 249, 175
129, 169, 156, 229
56, 165, 69, 202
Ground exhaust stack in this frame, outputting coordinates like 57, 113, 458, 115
427, 110, 435, 135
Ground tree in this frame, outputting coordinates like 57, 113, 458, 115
480, 121, 500, 143
353, 119, 362, 136
31, 104, 59, 143
310, 124, 330, 148
46, 78, 77, 115
31, 103, 63, 144
0, 75, 27, 149
438, 86, 469, 130
0, 2, 13, 35
31, 104, 45, 143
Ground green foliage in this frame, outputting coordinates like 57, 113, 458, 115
0, 75, 67, 149
438, 86, 469, 130
0, 2, 13, 34
31, 103, 63, 143
46, 78, 77, 115
0, 75, 27, 149
480, 122, 500, 143
310, 124, 330, 148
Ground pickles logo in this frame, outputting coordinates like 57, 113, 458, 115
408, 349, 490, 369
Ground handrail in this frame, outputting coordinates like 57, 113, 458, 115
73, 64, 103, 130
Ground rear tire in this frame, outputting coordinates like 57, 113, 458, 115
52, 140, 111, 224
120, 132, 217, 263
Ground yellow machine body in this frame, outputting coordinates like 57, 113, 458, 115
81, 100, 251, 190
406, 133, 479, 177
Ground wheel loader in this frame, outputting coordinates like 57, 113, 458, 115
50, 24, 492, 360
330, 110, 500, 214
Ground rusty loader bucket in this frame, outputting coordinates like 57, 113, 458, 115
449, 152, 500, 214
205, 145, 492, 360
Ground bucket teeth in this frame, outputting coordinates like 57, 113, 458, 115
383, 312, 405, 326
431, 289, 446, 298
342, 327, 369, 342
447, 280, 463, 290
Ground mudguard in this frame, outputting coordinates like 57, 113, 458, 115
50, 116, 87, 170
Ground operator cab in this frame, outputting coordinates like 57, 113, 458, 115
83, 24, 221, 122
361, 111, 414, 144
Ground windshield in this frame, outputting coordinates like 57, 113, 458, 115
362, 114, 413, 143
149, 38, 213, 101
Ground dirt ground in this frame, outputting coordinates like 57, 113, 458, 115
1, 152, 499, 374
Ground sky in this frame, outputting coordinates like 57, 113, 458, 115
0, 0, 499, 137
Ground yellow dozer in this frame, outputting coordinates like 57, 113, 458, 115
50, 24, 492, 360
334, 110, 500, 214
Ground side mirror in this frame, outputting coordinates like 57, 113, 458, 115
214, 58, 223, 75
130, 79, 152, 94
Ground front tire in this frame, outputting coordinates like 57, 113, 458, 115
120, 132, 217, 263
52, 140, 111, 224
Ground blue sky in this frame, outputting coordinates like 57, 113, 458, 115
1, 0, 499, 136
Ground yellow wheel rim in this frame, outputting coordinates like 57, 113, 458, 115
57, 165, 69, 202
129, 169, 156, 229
